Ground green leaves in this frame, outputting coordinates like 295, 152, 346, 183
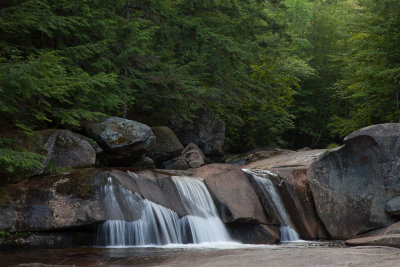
328, 0, 400, 137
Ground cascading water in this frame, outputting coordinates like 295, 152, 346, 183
171, 176, 231, 243
243, 169, 300, 242
97, 177, 184, 246
97, 174, 231, 247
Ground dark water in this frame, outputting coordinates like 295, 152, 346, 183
0, 247, 179, 266
0, 241, 346, 267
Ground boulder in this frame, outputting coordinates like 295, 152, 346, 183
147, 126, 183, 165
228, 224, 280, 244
31, 130, 96, 175
83, 117, 155, 165
386, 196, 400, 216
309, 123, 400, 239
172, 112, 225, 160
131, 155, 155, 169
0, 169, 107, 232
192, 164, 267, 224
181, 143, 206, 168
162, 157, 189, 170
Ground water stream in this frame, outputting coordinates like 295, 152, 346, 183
243, 169, 300, 242
97, 175, 231, 246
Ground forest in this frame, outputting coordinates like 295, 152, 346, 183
1, 0, 399, 175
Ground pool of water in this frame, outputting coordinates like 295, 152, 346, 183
0, 241, 347, 266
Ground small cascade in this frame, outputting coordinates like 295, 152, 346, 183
97, 175, 231, 246
172, 176, 231, 243
243, 169, 300, 242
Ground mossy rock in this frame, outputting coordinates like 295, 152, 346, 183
55, 169, 96, 199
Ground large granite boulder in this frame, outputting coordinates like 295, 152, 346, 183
147, 126, 183, 165
0, 169, 106, 232
192, 164, 267, 224
30, 130, 96, 175
83, 117, 155, 165
309, 123, 400, 239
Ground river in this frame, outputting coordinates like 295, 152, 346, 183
2, 241, 400, 266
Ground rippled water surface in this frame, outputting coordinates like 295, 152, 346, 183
0, 241, 347, 266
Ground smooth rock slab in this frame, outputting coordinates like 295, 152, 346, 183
192, 164, 267, 224
346, 234, 400, 248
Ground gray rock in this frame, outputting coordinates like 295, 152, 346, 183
346, 234, 400, 249
83, 117, 155, 165
162, 157, 189, 170
227, 224, 280, 244
131, 154, 155, 169
309, 123, 400, 239
386, 196, 400, 216
0, 168, 191, 233
181, 143, 205, 168
147, 126, 183, 165
33, 130, 96, 175
172, 112, 225, 159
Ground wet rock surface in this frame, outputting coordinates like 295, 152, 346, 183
192, 164, 267, 224
227, 224, 280, 244
242, 149, 328, 240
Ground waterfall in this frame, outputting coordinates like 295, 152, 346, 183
243, 169, 300, 242
171, 176, 232, 243
97, 175, 231, 246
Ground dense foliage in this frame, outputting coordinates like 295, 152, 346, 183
1, 0, 399, 174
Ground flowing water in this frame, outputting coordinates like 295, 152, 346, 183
171, 176, 232, 243
97, 175, 231, 246
243, 169, 300, 242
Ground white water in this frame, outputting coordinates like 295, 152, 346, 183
243, 169, 300, 242
172, 176, 232, 243
98, 175, 231, 246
